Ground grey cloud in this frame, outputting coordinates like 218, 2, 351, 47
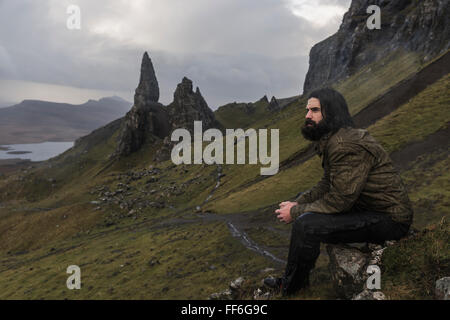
0, 0, 349, 109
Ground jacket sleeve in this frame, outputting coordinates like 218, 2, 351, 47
290, 144, 373, 220
295, 170, 330, 204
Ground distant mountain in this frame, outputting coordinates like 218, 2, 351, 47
0, 96, 131, 144
0, 101, 17, 109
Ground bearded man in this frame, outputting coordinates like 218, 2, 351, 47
264, 88, 413, 296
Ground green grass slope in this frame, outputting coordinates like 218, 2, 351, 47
204, 56, 450, 229
214, 97, 271, 129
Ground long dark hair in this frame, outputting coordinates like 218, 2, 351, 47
308, 88, 354, 133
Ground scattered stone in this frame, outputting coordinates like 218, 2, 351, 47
369, 248, 385, 265
146, 177, 159, 184
384, 240, 397, 247
149, 201, 165, 209
209, 289, 233, 300
261, 268, 276, 273
253, 288, 272, 300
148, 258, 160, 267
352, 289, 386, 300
230, 277, 244, 290
435, 277, 450, 300
209, 277, 245, 300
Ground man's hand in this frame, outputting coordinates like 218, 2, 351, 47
275, 201, 297, 224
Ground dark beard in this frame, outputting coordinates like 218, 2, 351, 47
301, 119, 330, 141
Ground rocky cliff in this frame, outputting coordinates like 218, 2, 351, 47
304, 0, 450, 93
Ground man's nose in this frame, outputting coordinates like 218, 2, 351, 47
306, 110, 312, 119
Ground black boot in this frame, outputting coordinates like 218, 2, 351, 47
263, 276, 285, 295
263, 276, 283, 289
283, 262, 313, 296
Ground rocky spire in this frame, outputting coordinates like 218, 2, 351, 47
259, 95, 269, 104
174, 77, 194, 100
268, 96, 280, 112
113, 52, 169, 158
134, 52, 159, 105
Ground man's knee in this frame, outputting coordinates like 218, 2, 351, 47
293, 212, 322, 236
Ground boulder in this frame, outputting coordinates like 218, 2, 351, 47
327, 244, 370, 299
435, 277, 450, 300
327, 241, 391, 300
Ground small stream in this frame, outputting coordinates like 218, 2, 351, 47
195, 164, 286, 265
227, 222, 286, 265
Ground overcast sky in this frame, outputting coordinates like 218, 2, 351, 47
0, 0, 351, 109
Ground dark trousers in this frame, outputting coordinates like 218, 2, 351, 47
283, 210, 410, 295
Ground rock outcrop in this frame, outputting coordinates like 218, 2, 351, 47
113, 54, 221, 160
304, 0, 450, 93
326, 241, 395, 299
114, 102, 170, 157
267, 96, 279, 112
259, 95, 269, 104
244, 95, 269, 114
167, 77, 222, 134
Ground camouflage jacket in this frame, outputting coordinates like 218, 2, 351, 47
290, 127, 413, 225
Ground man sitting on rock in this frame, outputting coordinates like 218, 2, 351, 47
264, 88, 413, 296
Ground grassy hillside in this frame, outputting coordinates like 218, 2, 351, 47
0, 221, 274, 299
214, 97, 271, 129
333, 50, 422, 115
204, 58, 450, 230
